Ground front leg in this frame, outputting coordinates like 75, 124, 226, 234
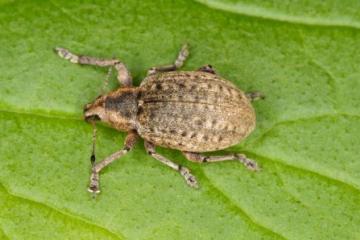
144, 141, 198, 188
89, 130, 138, 194
54, 47, 132, 87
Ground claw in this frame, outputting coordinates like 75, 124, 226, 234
174, 43, 189, 68
87, 184, 100, 194
236, 154, 260, 171
179, 166, 199, 188
88, 171, 101, 195
54, 47, 79, 63
180, 43, 189, 58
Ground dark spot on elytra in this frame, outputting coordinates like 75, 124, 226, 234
136, 90, 142, 100
203, 135, 209, 141
170, 129, 176, 134
155, 83, 162, 90
178, 83, 186, 88
207, 83, 213, 89
190, 133, 197, 139
218, 136, 223, 142
137, 106, 144, 116
149, 112, 156, 119
226, 87, 232, 95
195, 119, 202, 126
181, 131, 187, 137
212, 119, 217, 126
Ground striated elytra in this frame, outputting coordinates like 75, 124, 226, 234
55, 44, 264, 195
137, 71, 255, 152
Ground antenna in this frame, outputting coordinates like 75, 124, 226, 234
101, 65, 113, 95
90, 66, 112, 167
90, 121, 97, 166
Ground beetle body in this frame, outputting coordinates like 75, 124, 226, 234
87, 71, 256, 152
55, 45, 261, 194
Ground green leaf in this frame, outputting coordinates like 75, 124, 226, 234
1, 0, 359, 239
195, 0, 360, 28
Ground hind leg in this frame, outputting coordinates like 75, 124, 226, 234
246, 92, 265, 102
144, 141, 198, 188
183, 151, 259, 171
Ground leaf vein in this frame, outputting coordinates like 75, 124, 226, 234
250, 112, 360, 144
243, 152, 360, 193
0, 182, 126, 240
197, 169, 289, 240
0, 227, 10, 240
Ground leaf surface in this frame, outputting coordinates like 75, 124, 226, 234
1, 0, 359, 239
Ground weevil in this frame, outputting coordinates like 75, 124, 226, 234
54, 44, 264, 195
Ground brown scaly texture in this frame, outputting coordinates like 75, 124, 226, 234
136, 71, 256, 152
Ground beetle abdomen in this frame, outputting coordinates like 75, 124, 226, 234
136, 71, 255, 152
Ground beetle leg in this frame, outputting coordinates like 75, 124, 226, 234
183, 151, 260, 171
88, 130, 138, 195
54, 47, 132, 87
144, 141, 198, 188
197, 64, 216, 74
147, 44, 189, 75
245, 91, 265, 102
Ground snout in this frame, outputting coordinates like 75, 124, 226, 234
83, 95, 106, 123
84, 114, 101, 122
83, 103, 92, 113
83, 103, 100, 122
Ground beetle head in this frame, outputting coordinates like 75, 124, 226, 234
83, 95, 109, 123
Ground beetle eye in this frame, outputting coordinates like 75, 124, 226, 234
95, 95, 102, 100
85, 114, 101, 122
83, 103, 92, 113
